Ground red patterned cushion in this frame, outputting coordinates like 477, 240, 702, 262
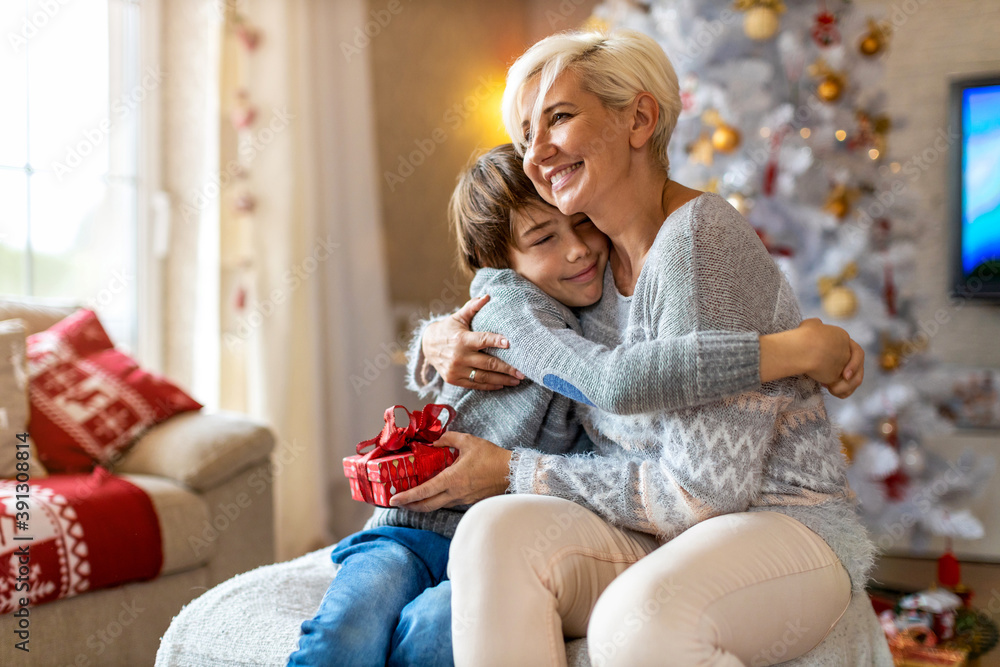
26, 309, 201, 472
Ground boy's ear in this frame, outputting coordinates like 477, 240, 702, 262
628, 92, 659, 150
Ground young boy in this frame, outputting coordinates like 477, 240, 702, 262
287, 144, 856, 667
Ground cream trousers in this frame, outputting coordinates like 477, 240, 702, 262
448, 495, 851, 667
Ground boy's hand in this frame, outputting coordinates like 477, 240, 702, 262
825, 338, 864, 399
797, 318, 864, 398
387, 431, 512, 512
422, 295, 526, 390
798, 318, 852, 385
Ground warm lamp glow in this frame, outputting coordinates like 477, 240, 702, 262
869, 148, 880, 160
835, 129, 847, 141
467, 74, 509, 147
800, 127, 811, 139
759, 127, 771, 138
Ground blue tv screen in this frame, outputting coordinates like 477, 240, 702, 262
951, 75, 1000, 300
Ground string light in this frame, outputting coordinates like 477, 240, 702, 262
800, 127, 811, 139
760, 127, 771, 138
869, 148, 880, 160
835, 130, 847, 141
890, 162, 901, 173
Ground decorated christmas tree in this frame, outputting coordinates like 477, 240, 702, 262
591, 0, 995, 554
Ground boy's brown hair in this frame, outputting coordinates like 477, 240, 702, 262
449, 143, 549, 274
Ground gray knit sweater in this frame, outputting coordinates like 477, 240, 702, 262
363, 267, 764, 538
507, 193, 875, 592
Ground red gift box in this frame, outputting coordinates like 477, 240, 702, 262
343, 404, 458, 507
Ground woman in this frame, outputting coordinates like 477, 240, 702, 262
394, 30, 875, 667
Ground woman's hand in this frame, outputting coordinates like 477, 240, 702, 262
387, 431, 513, 512
422, 295, 525, 390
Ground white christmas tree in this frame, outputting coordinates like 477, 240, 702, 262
592, 0, 995, 553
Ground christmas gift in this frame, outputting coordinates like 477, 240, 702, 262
899, 589, 963, 641
343, 404, 457, 507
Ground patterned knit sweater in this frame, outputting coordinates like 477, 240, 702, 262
364, 268, 764, 538
508, 193, 875, 592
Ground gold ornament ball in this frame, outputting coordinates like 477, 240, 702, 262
817, 76, 843, 103
711, 124, 742, 153
743, 7, 780, 41
859, 34, 883, 57
822, 286, 858, 319
825, 196, 849, 219
880, 348, 901, 372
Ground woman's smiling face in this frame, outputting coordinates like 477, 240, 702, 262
507, 203, 609, 308
518, 69, 629, 218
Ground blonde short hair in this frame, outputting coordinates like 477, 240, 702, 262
501, 29, 681, 174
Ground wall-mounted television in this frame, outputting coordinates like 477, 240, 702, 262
949, 74, 1000, 301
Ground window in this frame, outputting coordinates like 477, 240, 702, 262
1, 0, 150, 353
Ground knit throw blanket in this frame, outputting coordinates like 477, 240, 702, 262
0, 469, 163, 613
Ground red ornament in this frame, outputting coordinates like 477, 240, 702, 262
231, 90, 257, 130
754, 227, 794, 257
873, 217, 892, 251
236, 23, 261, 51
762, 127, 788, 197
938, 539, 961, 588
884, 262, 897, 317
880, 415, 908, 499
811, 10, 840, 47
883, 469, 909, 500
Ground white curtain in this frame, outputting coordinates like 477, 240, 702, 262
167, 0, 398, 561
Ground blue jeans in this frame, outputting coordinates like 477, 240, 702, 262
287, 526, 454, 667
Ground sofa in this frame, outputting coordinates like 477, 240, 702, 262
0, 299, 277, 666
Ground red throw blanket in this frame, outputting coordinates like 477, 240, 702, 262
0, 469, 163, 613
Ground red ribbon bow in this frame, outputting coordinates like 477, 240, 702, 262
350, 404, 456, 504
